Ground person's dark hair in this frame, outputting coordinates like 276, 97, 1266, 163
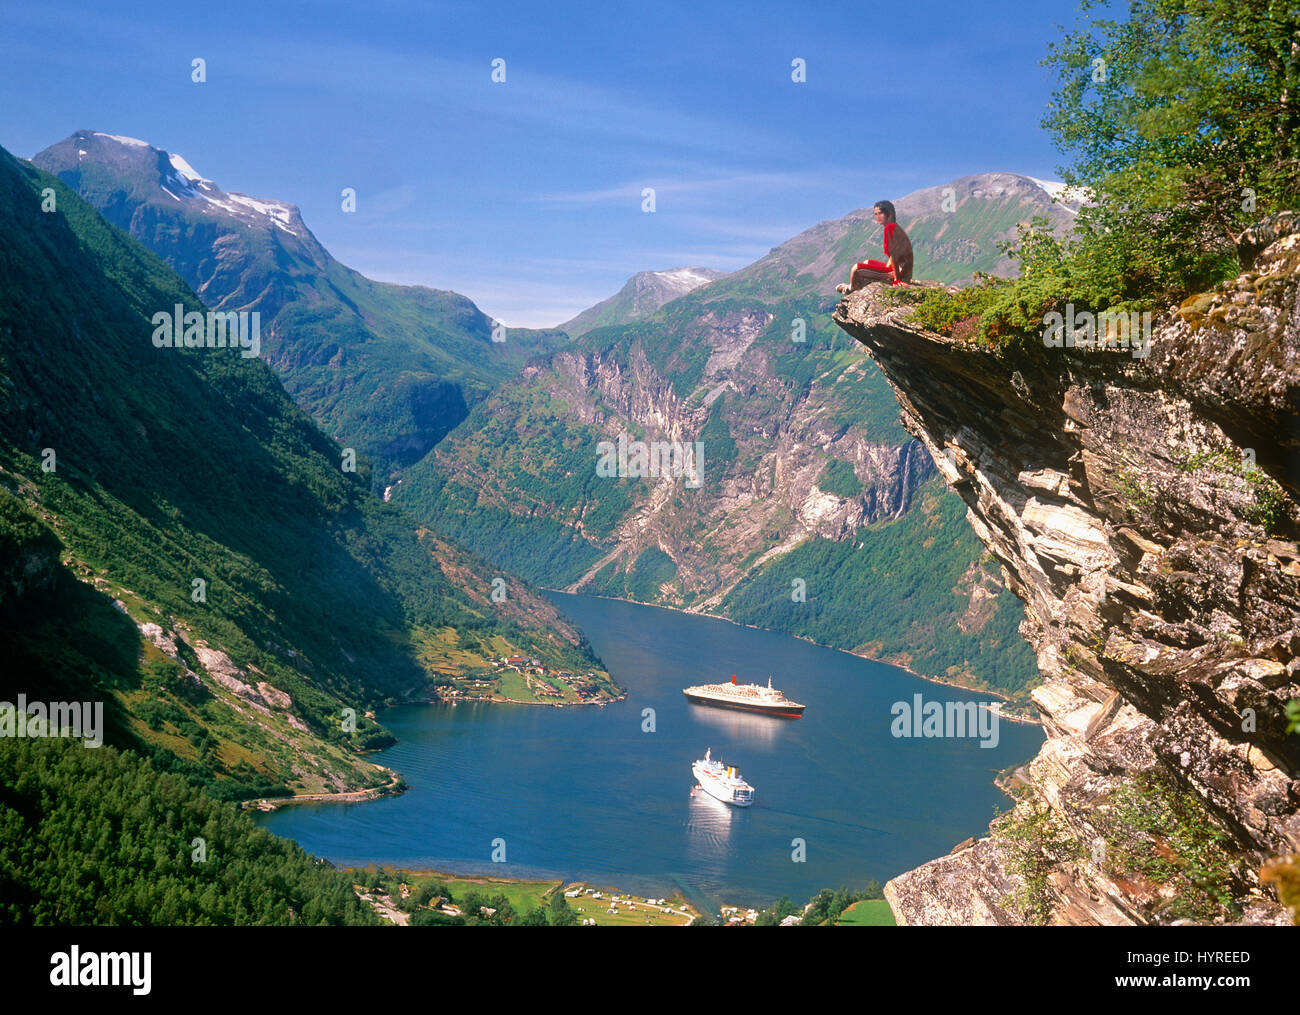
874, 200, 896, 222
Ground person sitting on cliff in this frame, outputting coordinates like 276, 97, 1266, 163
835, 200, 913, 292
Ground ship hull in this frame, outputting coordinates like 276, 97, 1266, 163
683, 691, 805, 719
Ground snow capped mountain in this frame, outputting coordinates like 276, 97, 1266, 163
46, 130, 305, 237
560, 266, 727, 336
32, 129, 573, 476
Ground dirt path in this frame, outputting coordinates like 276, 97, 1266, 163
356, 888, 409, 925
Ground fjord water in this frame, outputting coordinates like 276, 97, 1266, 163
257, 593, 1043, 910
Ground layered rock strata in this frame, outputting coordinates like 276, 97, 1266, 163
835, 219, 1300, 925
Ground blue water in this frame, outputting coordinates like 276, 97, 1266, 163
256, 592, 1042, 909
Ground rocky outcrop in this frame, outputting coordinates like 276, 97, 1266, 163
835, 222, 1300, 925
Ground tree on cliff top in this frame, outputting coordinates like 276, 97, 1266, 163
907, 0, 1299, 344
1043, 0, 1300, 296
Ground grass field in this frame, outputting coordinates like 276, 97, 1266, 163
567, 890, 694, 926
835, 899, 896, 926
496, 669, 538, 702
422, 872, 561, 913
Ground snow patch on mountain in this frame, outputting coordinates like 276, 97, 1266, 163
1027, 177, 1088, 213
168, 153, 210, 184
652, 267, 722, 293
93, 132, 149, 148
227, 193, 295, 231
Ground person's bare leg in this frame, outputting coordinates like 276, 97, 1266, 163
849, 267, 893, 290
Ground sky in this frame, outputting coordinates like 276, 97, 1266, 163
2, 0, 1096, 327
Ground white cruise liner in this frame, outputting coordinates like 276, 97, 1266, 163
682, 675, 805, 718
691, 748, 754, 807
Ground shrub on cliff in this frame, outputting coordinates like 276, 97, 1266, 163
1095, 771, 1242, 923
993, 797, 1081, 924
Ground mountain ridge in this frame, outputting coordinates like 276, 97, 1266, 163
704, 172, 1082, 302
0, 144, 617, 800
31, 130, 572, 478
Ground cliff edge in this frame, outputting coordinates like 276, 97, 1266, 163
834, 215, 1300, 925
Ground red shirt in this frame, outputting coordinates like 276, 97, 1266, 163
883, 221, 897, 260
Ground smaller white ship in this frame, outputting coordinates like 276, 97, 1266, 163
691, 748, 754, 807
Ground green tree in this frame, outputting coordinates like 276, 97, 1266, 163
902, 1, 1300, 347
755, 895, 799, 926
1043, 0, 1300, 298
547, 893, 578, 927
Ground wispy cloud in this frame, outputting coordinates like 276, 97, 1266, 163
8, 2, 779, 157
531, 165, 869, 207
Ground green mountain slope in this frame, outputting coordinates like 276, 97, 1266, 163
394, 174, 1072, 698
0, 146, 614, 800
32, 130, 571, 478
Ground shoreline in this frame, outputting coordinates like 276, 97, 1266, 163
244, 767, 404, 811
396, 690, 628, 709
540, 588, 1043, 724
256, 593, 1041, 805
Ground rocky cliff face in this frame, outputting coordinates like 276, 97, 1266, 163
564, 339, 929, 604
445, 304, 932, 607
834, 217, 1300, 925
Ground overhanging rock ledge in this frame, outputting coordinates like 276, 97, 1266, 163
833, 221, 1300, 925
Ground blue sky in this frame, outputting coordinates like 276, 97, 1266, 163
3, 0, 1093, 326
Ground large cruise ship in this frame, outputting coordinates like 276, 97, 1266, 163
691, 748, 754, 807
682, 675, 806, 718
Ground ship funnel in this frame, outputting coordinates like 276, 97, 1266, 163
731, 674, 737, 684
